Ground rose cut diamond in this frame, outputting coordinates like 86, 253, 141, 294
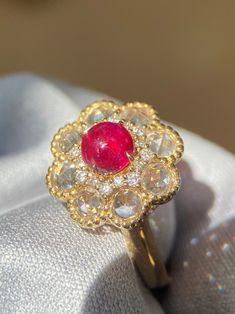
55, 163, 76, 190
113, 190, 142, 218
148, 132, 176, 157
59, 131, 80, 153
141, 163, 171, 195
120, 107, 151, 128
76, 188, 104, 215
87, 106, 114, 126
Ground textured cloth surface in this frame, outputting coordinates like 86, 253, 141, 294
0, 74, 235, 314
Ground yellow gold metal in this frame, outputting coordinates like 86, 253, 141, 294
122, 219, 170, 289
46, 100, 184, 289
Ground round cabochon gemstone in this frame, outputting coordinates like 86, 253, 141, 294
81, 122, 134, 174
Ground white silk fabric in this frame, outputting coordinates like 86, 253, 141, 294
0, 74, 235, 314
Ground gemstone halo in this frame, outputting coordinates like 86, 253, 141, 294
47, 101, 184, 229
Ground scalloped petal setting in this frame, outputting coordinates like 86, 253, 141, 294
47, 101, 184, 229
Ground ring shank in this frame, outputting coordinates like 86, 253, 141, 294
122, 219, 170, 289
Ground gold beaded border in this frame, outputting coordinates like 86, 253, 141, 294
141, 158, 181, 204
67, 187, 109, 228
79, 100, 119, 126
46, 160, 79, 202
107, 187, 151, 229
122, 101, 160, 126
147, 123, 184, 164
51, 121, 83, 161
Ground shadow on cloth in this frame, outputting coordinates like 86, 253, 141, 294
81, 254, 162, 314
158, 161, 234, 314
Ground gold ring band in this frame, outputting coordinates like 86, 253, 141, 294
123, 219, 170, 289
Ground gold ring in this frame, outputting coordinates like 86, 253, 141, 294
46, 101, 184, 289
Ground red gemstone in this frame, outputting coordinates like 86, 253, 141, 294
81, 122, 134, 173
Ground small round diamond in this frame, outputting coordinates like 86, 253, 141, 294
127, 172, 140, 186
136, 139, 145, 148
68, 146, 80, 157
99, 183, 113, 195
140, 149, 154, 161
107, 116, 120, 123
89, 177, 99, 188
135, 159, 145, 170
113, 190, 142, 218
113, 176, 124, 187
55, 163, 76, 190
76, 188, 104, 215
59, 131, 80, 153
141, 163, 172, 195
147, 132, 176, 157
76, 159, 85, 169
75, 171, 87, 183
132, 127, 144, 136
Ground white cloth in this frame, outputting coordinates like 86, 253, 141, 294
0, 74, 235, 314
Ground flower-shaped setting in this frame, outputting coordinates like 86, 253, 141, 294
47, 101, 184, 229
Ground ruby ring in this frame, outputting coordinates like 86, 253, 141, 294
46, 101, 184, 288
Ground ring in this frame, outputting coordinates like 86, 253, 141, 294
46, 101, 184, 289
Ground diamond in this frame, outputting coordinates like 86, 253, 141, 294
87, 106, 114, 126
113, 190, 142, 218
141, 163, 171, 195
120, 107, 151, 128
68, 146, 80, 157
133, 127, 144, 136
81, 122, 134, 174
56, 163, 76, 190
135, 159, 145, 170
107, 116, 120, 123
127, 172, 140, 186
59, 131, 80, 153
76, 188, 104, 215
89, 177, 99, 188
76, 159, 85, 169
113, 176, 124, 187
140, 149, 154, 161
136, 139, 145, 148
99, 183, 113, 195
147, 132, 176, 157
75, 171, 87, 183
